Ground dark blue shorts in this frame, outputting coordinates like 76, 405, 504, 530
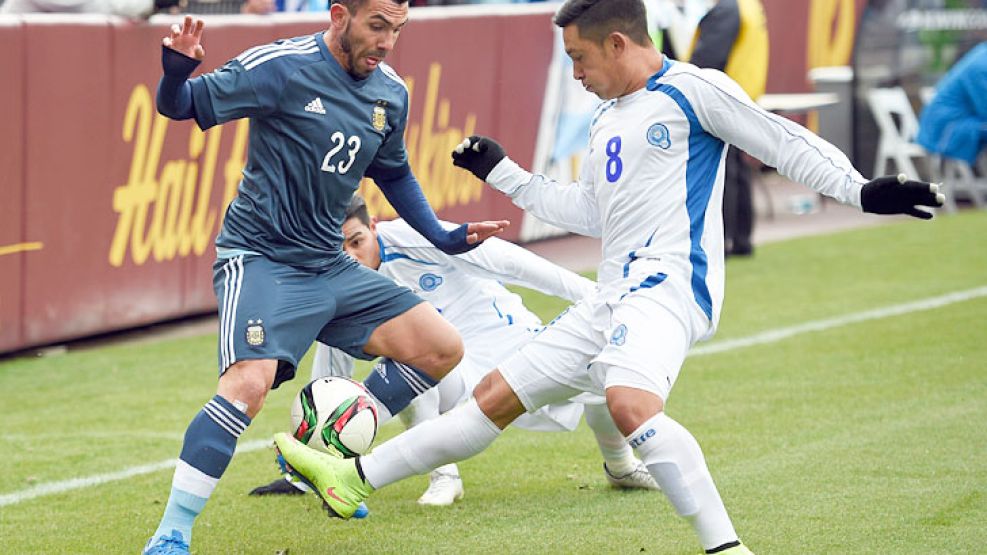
212, 253, 423, 389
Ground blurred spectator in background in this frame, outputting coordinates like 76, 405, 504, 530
917, 41, 987, 167
645, 0, 708, 60
277, 0, 326, 10
688, 0, 767, 257
0, 0, 180, 16
180, 0, 271, 14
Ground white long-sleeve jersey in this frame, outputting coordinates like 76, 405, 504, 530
487, 58, 866, 335
313, 218, 596, 431
374, 219, 595, 343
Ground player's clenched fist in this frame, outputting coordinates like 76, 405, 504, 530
452, 136, 507, 181
860, 174, 945, 219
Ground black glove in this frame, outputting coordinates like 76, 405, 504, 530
451, 135, 507, 181
860, 174, 944, 220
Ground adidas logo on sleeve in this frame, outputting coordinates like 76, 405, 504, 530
304, 97, 326, 115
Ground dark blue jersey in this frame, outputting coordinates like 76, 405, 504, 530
189, 33, 410, 270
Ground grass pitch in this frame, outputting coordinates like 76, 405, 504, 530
1, 211, 985, 554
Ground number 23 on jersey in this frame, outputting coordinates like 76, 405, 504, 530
321, 131, 362, 174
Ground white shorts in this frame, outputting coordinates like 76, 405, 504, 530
311, 308, 598, 432
499, 274, 704, 414
450, 323, 587, 432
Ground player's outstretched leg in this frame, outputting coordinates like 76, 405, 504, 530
245, 354, 443, 501
144, 395, 252, 554
247, 466, 372, 521
583, 402, 659, 491
273, 433, 374, 519
277, 393, 511, 519
399, 389, 465, 506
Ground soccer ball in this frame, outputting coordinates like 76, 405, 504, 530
290, 377, 378, 457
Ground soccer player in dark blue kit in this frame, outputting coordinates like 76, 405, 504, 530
144, 7, 509, 553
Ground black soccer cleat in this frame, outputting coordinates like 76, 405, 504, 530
248, 478, 306, 496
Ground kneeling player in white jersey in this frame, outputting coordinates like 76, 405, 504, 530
273, 0, 944, 552
252, 195, 658, 505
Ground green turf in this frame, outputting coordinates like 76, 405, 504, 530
1, 211, 985, 554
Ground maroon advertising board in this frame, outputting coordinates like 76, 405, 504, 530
0, 22, 26, 352
1, 3, 868, 353
2, 10, 553, 353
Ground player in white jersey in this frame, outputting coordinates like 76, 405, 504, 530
252, 195, 658, 504
272, 0, 944, 552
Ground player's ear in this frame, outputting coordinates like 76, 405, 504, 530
369, 217, 378, 232
608, 32, 627, 56
329, 2, 350, 28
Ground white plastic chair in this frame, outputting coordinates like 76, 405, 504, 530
929, 154, 987, 212
919, 88, 987, 212
866, 87, 926, 179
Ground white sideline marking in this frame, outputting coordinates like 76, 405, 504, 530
690, 286, 987, 357
0, 432, 185, 442
0, 439, 271, 508
3, 285, 986, 508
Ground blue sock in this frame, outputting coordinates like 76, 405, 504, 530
152, 396, 251, 543
363, 358, 439, 423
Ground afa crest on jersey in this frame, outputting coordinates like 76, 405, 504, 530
372, 101, 387, 132
245, 319, 266, 347
647, 123, 671, 149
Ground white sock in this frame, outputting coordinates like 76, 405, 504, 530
361, 398, 501, 489
436, 373, 466, 414
583, 402, 637, 475
629, 413, 738, 551
367, 391, 394, 425
431, 463, 460, 478
398, 388, 441, 429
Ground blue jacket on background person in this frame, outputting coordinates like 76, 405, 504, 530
917, 42, 987, 165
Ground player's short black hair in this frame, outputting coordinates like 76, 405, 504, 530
331, 0, 408, 14
345, 194, 371, 225
553, 0, 651, 46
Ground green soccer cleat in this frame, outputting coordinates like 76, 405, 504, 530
272, 432, 373, 519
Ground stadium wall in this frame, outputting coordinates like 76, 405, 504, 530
0, 8, 554, 353
0, 2, 863, 354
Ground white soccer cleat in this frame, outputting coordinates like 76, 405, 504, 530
417, 464, 464, 506
604, 460, 661, 491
